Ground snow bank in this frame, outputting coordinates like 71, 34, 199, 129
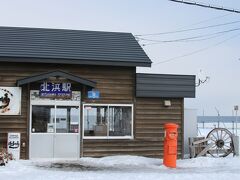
0, 156, 240, 180
79, 155, 162, 168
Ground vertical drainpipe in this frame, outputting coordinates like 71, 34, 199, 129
134, 68, 137, 140
181, 98, 185, 159
26, 83, 30, 159
80, 86, 85, 158
80, 102, 83, 158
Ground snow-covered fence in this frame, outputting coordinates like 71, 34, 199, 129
197, 116, 240, 137
198, 122, 240, 137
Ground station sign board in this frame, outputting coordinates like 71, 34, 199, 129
40, 82, 72, 98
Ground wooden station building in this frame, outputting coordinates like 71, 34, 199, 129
0, 26, 195, 160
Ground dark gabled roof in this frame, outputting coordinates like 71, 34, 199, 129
0, 26, 152, 67
16, 70, 96, 87
136, 73, 196, 98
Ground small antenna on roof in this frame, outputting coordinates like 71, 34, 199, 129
196, 69, 210, 87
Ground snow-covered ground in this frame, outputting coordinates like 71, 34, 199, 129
0, 155, 240, 180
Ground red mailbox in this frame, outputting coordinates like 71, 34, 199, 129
163, 123, 179, 168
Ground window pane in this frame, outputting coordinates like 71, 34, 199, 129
32, 105, 55, 133
84, 106, 108, 136
56, 106, 79, 133
109, 106, 132, 136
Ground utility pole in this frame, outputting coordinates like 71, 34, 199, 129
169, 0, 240, 14
234, 105, 239, 135
215, 107, 220, 128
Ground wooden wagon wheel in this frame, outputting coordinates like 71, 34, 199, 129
207, 128, 234, 157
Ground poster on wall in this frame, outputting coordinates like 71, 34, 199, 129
7, 133, 21, 160
0, 87, 21, 115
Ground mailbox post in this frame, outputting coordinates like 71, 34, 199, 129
163, 123, 179, 168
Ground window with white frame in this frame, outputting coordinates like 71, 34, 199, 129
83, 104, 133, 138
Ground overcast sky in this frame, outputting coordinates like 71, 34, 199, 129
0, 0, 239, 116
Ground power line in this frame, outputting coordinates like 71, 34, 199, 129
135, 13, 231, 37
138, 27, 240, 45
141, 34, 226, 46
152, 33, 240, 66
135, 20, 240, 37
139, 28, 240, 42
182, 13, 232, 27
142, 34, 226, 46
169, 0, 240, 14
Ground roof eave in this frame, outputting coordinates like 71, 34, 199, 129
0, 57, 152, 67
16, 70, 97, 87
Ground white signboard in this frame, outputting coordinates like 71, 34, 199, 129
0, 87, 21, 115
7, 133, 21, 160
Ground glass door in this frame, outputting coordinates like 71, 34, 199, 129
54, 106, 80, 159
30, 102, 81, 159
30, 105, 55, 158
55, 106, 80, 133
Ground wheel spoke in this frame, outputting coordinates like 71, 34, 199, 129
222, 131, 228, 140
209, 138, 217, 143
224, 144, 231, 149
211, 145, 217, 149
224, 136, 230, 141
211, 133, 218, 141
216, 131, 219, 140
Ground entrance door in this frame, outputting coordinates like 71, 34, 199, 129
30, 102, 80, 159
54, 106, 80, 158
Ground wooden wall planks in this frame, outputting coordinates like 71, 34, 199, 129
0, 62, 135, 159
0, 62, 184, 159
83, 98, 184, 158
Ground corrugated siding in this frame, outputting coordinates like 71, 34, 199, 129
0, 26, 151, 67
136, 73, 195, 98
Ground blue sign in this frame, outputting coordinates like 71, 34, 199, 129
88, 90, 100, 99
40, 82, 72, 98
